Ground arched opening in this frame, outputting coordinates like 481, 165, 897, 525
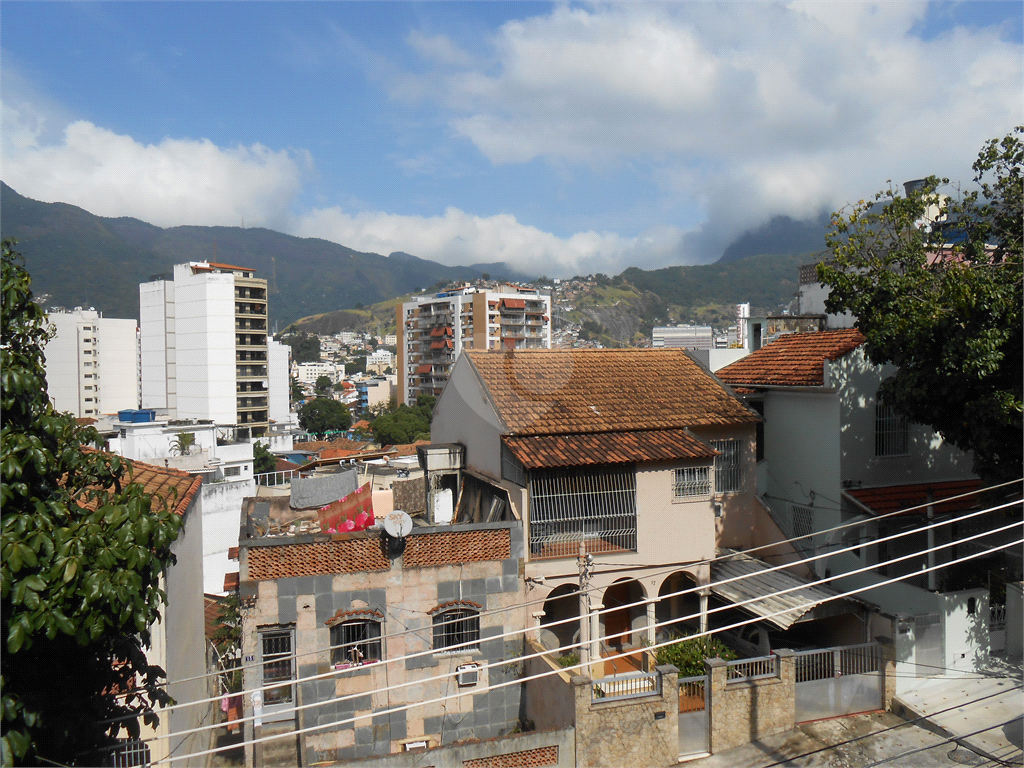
540, 584, 580, 653
656, 571, 702, 643
601, 578, 646, 652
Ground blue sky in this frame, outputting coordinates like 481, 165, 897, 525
2, 2, 1021, 276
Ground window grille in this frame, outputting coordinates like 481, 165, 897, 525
674, 466, 711, 499
112, 740, 151, 767
875, 402, 909, 456
433, 609, 480, 651
260, 630, 293, 705
711, 440, 742, 493
528, 465, 637, 559
501, 443, 527, 487
792, 504, 814, 539
331, 620, 382, 664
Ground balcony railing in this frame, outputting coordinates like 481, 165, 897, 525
726, 654, 777, 683
591, 671, 660, 702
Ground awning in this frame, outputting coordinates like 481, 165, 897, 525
501, 298, 526, 309
429, 326, 453, 337
502, 429, 717, 469
416, 364, 432, 374
430, 340, 453, 350
844, 479, 981, 517
709, 549, 871, 630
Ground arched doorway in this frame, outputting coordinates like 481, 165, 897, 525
656, 571, 702, 642
601, 579, 646, 651
540, 584, 580, 653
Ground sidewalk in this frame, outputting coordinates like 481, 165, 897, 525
682, 711, 982, 767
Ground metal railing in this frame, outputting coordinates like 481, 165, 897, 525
254, 469, 308, 487
795, 643, 881, 684
726, 654, 777, 683
592, 670, 660, 703
678, 675, 707, 713
991, 604, 1007, 631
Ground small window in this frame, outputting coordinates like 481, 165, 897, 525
83, 350, 92, 355
84, 374, 93, 379
224, 466, 241, 477
875, 402, 909, 457
84, 362, 92, 367
84, 386, 93, 391
82, 326, 92, 331
712, 439, 742, 493
674, 466, 710, 499
967, 597, 976, 615
260, 630, 293, 705
433, 608, 480, 652
331, 620, 382, 664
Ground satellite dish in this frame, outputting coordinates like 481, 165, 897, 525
383, 510, 413, 538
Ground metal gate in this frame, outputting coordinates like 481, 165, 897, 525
795, 643, 883, 723
678, 674, 709, 758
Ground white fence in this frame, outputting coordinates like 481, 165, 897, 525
726, 654, 777, 683
591, 670, 660, 702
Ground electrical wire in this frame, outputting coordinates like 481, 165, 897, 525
104, 498, 1023, 729
142, 534, 1023, 763
108, 482, 1022, 702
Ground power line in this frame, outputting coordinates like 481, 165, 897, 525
115, 482, 1022, 699
144, 534, 1023, 762
108, 499, 1023, 730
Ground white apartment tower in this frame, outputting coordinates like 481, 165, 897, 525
140, 261, 271, 437
396, 284, 552, 405
45, 309, 140, 418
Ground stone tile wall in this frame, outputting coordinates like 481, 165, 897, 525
706, 650, 795, 753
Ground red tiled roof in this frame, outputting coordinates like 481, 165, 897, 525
228, 547, 239, 560
501, 298, 526, 310
427, 599, 483, 615
246, 538, 389, 580
75, 417, 98, 426
121, 459, 202, 517
464, 349, 755, 436
324, 607, 384, 626
716, 329, 866, 387
208, 261, 253, 272
389, 439, 431, 457
274, 458, 302, 472
223, 572, 239, 591
319, 447, 361, 460
847, 479, 982, 517
502, 429, 716, 469
204, 595, 225, 640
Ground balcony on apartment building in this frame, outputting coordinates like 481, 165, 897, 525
236, 364, 269, 378
235, 318, 267, 332
237, 396, 269, 410
236, 350, 267, 362
234, 286, 267, 301
237, 381, 267, 394
236, 333, 267, 348
235, 302, 267, 316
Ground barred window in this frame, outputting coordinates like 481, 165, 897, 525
674, 466, 711, 499
433, 609, 480, 652
792, 504, 814, 539
712, 440, 742, 493
875, 402, 909, 457
331, 620, 382, 664
260, 630, 293, 706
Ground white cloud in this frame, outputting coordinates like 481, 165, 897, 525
2, 117, 307, 229
292, 204, 685, 276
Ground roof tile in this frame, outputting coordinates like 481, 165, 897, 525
503, 429, 716, 469
847, 479, 982, 516
465, 349, 755, 436
716, 329, 865, 387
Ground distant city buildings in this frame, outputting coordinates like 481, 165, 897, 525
45, 308, 140, 417
651, 324, 714, 350
140, 261, 286, 437
396, 284, 551, 405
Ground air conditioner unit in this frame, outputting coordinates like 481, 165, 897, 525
456, 663, 479, 687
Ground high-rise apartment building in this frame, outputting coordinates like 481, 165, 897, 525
45, 308, 140, 417
140, 261, 272, 436
651, 324, 714, 350
397, 284, 551, 405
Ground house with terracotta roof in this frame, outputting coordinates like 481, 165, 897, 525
429, 348, 823, 664
236, 474, 530, 764
716, 329, 996, 683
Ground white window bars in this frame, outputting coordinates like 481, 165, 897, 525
330, 620, 382, 665
432, 609, 480, 651
875, 402, 909, 457
674, 466, 711, 499
711, 439, 742, 493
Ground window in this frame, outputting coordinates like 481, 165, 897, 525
712, 439, 742, 493
792, 504, 814, 539
749, 401, 765, 462
875, 402, 909, 457
83, 349, 92, 355
432, 608, 480, 651
224, 466, 241, 477
331, 619, 382, 664
83, 362, 92, 367
674, 466, 711, 499
84, 386, 93, 391
84, 374, 93, 378
260, 630, 293, 706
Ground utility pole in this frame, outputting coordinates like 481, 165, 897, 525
578, 543, 594, 678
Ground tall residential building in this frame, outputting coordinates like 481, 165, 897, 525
45, 308, 140, 417
652, 324, 714, 350
140, 261, 271, 437
396, 284, 552, 405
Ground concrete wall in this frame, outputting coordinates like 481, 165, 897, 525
1006, 582, 1023, 659
522, 640, 576, 732
432, 357, 504, 482
572, 666, 679, 768
140, 279, 174, 411
202, 478, 255, 594
268, 338, 291, 424
307, 727, 575, 768
831, 350, 975, 488
706, 650, 795, 753
96, 317, 140, 414
942, 588, 990, 674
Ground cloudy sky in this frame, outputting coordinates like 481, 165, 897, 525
2, 2, 1020, 276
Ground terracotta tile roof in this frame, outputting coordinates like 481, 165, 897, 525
465, 349, 755, 436
502, 429, 716, 469
74, 454, 201, 517
228, 547, 239, 560
223, 572, 239, 591
389, 439, 431, 457
716, 329, 866, 387
75, 417, 98, 426
274, 458, 302, 472
501, 298, 526, 310
246, 538, 389, 580
207, 261, 252, 272
325, 607, 384, 626
319, 447, 361, 460
403, 529, 511, 568
427, 599, 483, 615
204, 595, 224, 640
846, 479, 982, 517
294, 437, 373, 452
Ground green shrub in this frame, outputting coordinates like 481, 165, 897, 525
558, 651, 580, 669
654, 634, 737, 677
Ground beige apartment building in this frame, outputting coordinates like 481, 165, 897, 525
396, 284, 551, 405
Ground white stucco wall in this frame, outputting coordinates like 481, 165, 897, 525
267, 338, 290, 424
431, 357, 504, 481
830, 351, 975, 488
44, 311, 84, 415
140, 280, 174, 411
173, 264, 236, 423
202, 478, 254, 594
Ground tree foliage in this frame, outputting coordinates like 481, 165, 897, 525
370, 395, 434, 446
314, 375, 332, 395
654, 635, 737, 678
1, 240, 181, 766
281, 332, 320, 363
819, 129, 1023, 482
298, 397, 352, 437
252, 441, 277, 475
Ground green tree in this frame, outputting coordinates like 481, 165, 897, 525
1, 241, 181, 766
298, 398, 352, 437
281, 332, 320, 363
252, 442, 277, 475
819, 129, 1023, 482
654, 635, 737, 678
370, 395, 435, 445
169, 430, 195, 457
290, 379, 304, 404
314, 375, 332, 395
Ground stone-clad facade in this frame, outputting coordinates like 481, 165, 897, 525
239, 521, 529, 766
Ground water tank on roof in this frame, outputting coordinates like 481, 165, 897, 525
117, 409, 156, 423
